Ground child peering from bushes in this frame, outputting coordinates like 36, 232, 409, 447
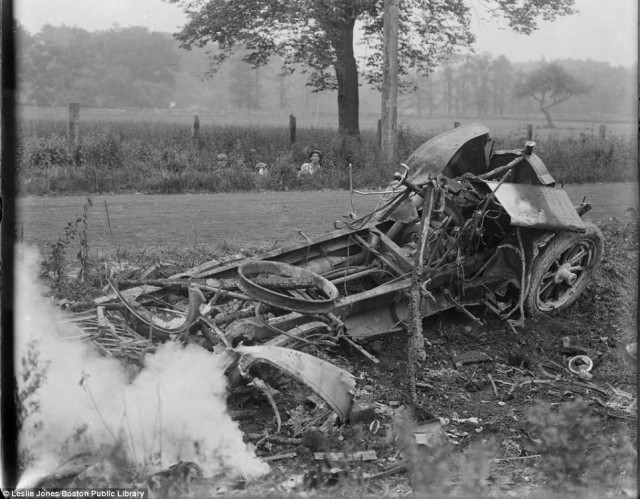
298, 149, 322, 177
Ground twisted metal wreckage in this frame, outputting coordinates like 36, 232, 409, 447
67, 124, 604, 422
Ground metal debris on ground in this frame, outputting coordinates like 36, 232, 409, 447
261, 452, 297, 462
59, 124, 605, 440
601, 385, 637, 418
454, 350, 492, 367
567, 355, 594, 381
626, 342, 637, 360
412, 420, 448, 447
313, 451, 377, 462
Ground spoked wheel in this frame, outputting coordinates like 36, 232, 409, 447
237, 261, 339, 314
525, 223, 604, 316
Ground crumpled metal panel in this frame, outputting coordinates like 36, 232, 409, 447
94, 284, 162, 305
343, 305, 404, 339
489, 151, 556, 186
518, 154, 555, 186
485, 182, 585, 232
406, 124, 491, 184
235, 345, 355, 420
106, 277, 206, 339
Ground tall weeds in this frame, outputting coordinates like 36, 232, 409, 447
18, 340, 50, 466
43, 197, 93, 287
17, 120, 637, 195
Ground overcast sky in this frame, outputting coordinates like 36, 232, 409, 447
15, 0, 638, 66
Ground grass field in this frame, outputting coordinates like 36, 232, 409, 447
19, 105, 637, 137
18, 182, 639, 255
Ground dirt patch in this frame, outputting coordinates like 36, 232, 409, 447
18, 183, 638, 253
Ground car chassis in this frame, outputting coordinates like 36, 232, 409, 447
97, 124, 604, 421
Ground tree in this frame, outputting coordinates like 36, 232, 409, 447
23, 26, 92, 106
401, 70, 438, 117
489, 55, 514, 115
441, 58, 455, 116
168, 0, 575, 136
514, 62, 587, 127
469, 54, 491, 116
21, 26, 179, 108
228, 52, 262, 110
92, 27, 180, 108
454, 55, 473, 115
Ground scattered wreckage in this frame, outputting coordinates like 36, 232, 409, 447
69, 124, 604, 422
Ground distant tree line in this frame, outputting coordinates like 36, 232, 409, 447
14, 24, 636, 120
16, 25, 179, 108
401, 55, 635, 120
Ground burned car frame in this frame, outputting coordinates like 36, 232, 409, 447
89, 124, 604, 420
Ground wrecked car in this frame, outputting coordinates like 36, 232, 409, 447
81, 124, 604, 420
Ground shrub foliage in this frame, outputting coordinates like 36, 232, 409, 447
526, 398, 637, 491
18, 120, 637, 195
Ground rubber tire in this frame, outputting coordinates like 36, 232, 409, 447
525, 223, 604, 316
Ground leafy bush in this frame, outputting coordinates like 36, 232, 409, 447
20, 133, 72, 170
526, 398, 637, 491
18, 339, 49, 434
264, 150, 299, 189
538, 134, 638, 183
17, 119, 637, 195
18, 339, 50, 466
81, 126, 124, 169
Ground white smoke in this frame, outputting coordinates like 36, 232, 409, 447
15, 245, 269, 486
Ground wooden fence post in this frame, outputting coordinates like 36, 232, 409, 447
599, 124, 606, 139
192, 114, 200, 149
527, 124, 534, 140
289, 114, 296, 146
67, 102, 80, 150
453, 121, 460, 128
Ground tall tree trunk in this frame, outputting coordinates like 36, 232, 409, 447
461, 69, 467, 116
380, 0, 398, 169
416, 87, 423, 117
278, 72, 286, 110
541, 106, 555, 128
443, 66, 452, 116
333, 23, 359, 136
252, 68, 260, 110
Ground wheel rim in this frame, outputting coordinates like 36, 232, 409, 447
535, 238, 598, 311
237, 260, 339, 314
